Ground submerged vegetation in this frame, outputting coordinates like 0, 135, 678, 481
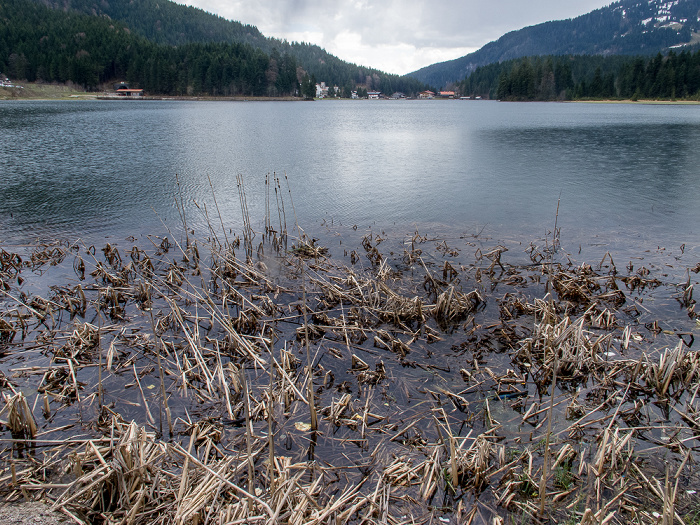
1, 177, 699, 524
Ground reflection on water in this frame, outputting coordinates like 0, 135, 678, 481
479, 121, 700, 235
1, 100, 699, 261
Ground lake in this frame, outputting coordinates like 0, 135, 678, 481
2, 99, 700, 523
2, 99, 699, 264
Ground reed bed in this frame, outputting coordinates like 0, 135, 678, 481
1, 185, 699, 524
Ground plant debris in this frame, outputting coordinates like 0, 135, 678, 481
1, 197, 699, 524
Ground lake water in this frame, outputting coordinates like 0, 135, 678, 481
1, 99, 700, 262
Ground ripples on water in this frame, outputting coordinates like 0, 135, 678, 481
1, 99, 699, 263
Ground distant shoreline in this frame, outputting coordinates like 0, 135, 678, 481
4, 83, 700, 104
96, 95, 303, 102
0, 83, 306, 102
573, 98, 700, 105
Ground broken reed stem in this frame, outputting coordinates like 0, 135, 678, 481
273, 177, 284, 238
264, 172, 270, 234
195, 200, 220, 252
97, 312, 103, 409
274, 174, 287, 236
267, 331, 276, 494
132, 362, 154, 425
240, 366, 255, 510
42, 393, 50, 419
663, 465, 674, 525
149, 309, 173, 437
236, 174, 254, 261
539, 313, 558, 519
267, 356, 276, 493
178, 423, 198, 504
243, 175, 253, 245
553, 191, 561, 252
207, 173, 230, 248
284, 172, 297, 238
300, 260, 318, 433
171, 442, 274, 518
443, 413, 459, 490
174, 173, 190, 250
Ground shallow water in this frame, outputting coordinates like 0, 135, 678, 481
1, 226, 697, 522
1, 99, 699, 264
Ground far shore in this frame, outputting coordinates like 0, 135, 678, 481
4, 82, 700, 104
574, 98, 700, 105
0, 82, 305, 101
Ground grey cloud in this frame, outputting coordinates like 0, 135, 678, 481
184, 0, 613, 72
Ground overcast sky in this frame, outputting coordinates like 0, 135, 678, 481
179, 0, 614, 75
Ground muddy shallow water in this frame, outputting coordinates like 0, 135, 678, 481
1, 214, 698, 523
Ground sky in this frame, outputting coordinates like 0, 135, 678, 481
179, 0, 614, 75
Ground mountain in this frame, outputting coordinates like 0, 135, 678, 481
25, 0, 425, 94
33, 0, 270, 48
1, 0, 427, 95
409, 0, 700, 88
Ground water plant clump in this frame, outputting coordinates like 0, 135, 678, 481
0, 194, 699, 524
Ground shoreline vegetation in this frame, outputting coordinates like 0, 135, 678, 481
4, 83, 700, 104
0, 83, 304, 101
460, 52, 700, 103
0, 0, 427, 102
1, 177, 699, 524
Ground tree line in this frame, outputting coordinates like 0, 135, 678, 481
0, 0, 297, 95
1, 0, 426, 96
459, 50, 700, 101
49, 0, 427, 94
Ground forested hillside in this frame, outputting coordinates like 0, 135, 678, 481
0, 0, 301, 95
410, 0, 700, 88
459, 50, 700, 101
34, 0, 268, 47
16, 0, 426, 95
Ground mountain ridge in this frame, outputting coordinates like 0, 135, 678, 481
1, 0, 426, 95
408, 0, 700, 88
22, 0, 427, 93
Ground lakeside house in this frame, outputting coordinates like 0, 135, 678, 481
391, 92, 406, 99
367, 91, 381, 99
113, 82, 143, 97
438, 91, 455, 98
419, 90, 435, 99
0, 77, 22, 88
116, 88, 144, 97
315, 82, 339, 98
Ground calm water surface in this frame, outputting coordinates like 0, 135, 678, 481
1, 99, 699, 261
